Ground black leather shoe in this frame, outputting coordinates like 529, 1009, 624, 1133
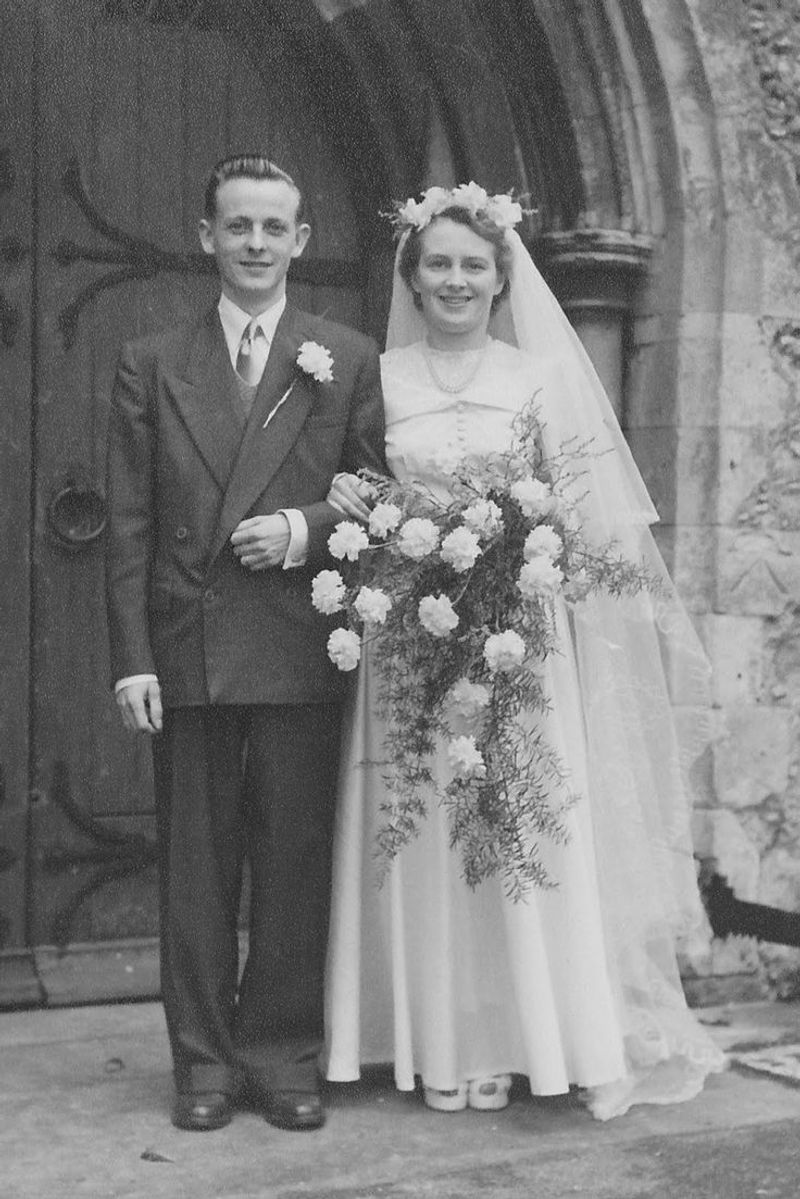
172, 1090, 233, 1131
261, 1089, 325, 1131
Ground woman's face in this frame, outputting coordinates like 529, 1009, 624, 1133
412, 218, 505, 346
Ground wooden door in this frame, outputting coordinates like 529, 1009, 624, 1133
0, 6, 36, 1006
0, 0, 377, 1006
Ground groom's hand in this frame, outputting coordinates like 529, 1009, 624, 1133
116, 679, 163, 734
231, 514, 291, 570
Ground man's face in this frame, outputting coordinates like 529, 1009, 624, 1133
199, 177, 310, 313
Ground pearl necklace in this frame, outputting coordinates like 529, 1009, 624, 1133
422, 344, 488, 394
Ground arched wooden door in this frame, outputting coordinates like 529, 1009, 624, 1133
0, 0, 381, 1006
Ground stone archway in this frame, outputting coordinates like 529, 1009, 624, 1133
312, 0, 726, 581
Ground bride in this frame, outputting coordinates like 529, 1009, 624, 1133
322, 184, 725, 1119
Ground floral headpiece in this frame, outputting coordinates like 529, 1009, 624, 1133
391, 183, 524, 236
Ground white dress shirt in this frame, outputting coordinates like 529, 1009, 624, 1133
217, 291, 285, 371
115, 293, 310, 695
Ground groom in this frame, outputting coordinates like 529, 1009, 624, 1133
106, 155, 386, 1132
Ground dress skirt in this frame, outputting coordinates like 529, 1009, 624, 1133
326, 600, 638, 1098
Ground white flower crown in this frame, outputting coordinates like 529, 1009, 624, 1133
392, 182, 524, 234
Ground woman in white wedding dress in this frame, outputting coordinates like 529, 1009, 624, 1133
324, 187, 725, 1118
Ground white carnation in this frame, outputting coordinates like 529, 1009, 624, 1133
398, 186, 451, 229
311, 570, 346, 615
418, 594, 459, 637
296, 340, 334, 382
327, 627, 361, 671
328, 520, 369, 562
414, 185, 451, 226
448, 678, 491, 718
440, 526, 482, 573
517, 558, 564, 599
354, 586, 392, 625
483, 629, 526, 673
523, 525, 563, 562
397, 517, 440, 560
368, 501, 402, 539
447, 735, 487, 779
462, 499, 503, 538
510, 477, 553, 517
451, 181, 490, 214
396, 197, 427, 228
486, 193, 524, 228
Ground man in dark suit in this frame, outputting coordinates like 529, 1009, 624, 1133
106, 156, 386, 1133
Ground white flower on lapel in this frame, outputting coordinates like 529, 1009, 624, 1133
296, 341, 334, 383
263, 341, 335, 430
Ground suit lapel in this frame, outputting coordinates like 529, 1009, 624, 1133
210, 305, 318, 562
165, 309, 243, 492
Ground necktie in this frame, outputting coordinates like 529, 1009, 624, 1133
235, 320, 267, 386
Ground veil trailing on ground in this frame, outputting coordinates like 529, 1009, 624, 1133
385, 222, 724, 1117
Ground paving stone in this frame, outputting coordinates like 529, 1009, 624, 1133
3, 1002, 800, 1199
731, 1043, 800, 1084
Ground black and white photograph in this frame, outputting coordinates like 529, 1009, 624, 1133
1, 2, 799, 1196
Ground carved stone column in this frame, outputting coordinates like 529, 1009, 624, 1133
535, 230, 654, 419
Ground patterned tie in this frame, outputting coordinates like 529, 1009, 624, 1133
235, 319, 267, 386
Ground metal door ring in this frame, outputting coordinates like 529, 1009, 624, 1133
47, 484, 106, 547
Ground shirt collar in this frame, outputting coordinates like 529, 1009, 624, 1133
217, 293, 287, 364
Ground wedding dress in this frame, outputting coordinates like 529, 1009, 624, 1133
324, 338, 725, 1118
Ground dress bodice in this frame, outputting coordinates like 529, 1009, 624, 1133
380, 339, 542, 499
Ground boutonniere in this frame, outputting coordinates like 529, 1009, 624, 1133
263, 341, 335, 429
296, 340, 335, 383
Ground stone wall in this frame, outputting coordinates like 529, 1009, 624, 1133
683, 0, 800, 999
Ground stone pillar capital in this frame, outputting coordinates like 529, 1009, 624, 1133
533, 229, 654, 314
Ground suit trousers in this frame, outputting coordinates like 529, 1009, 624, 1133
151, 701, 343, 1096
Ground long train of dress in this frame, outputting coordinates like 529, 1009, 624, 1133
324, 340, 725, 1118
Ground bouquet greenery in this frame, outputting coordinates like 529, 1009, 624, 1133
312, 401, 659, 898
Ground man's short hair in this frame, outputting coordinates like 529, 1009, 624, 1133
204, 155, 305, 223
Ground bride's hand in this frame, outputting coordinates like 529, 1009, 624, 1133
327, 472, 377, 523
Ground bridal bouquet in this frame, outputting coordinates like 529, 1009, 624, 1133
312, 402, 659, 897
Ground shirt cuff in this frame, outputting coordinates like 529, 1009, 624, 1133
279, 508, 309, 569
115, 674, 159, 694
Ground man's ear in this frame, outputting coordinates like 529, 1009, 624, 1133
198, 219, 215, 256
291, 223, 312, 259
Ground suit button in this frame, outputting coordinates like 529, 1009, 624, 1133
175, 525, 188, 541
203, 588, 216, 603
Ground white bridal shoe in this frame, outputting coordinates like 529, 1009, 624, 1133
422, 1083, 468, 1111
468, 1074, 512, 1110
423, 1075, 512, 1112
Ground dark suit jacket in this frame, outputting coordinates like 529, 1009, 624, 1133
105, 302, 386, 707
